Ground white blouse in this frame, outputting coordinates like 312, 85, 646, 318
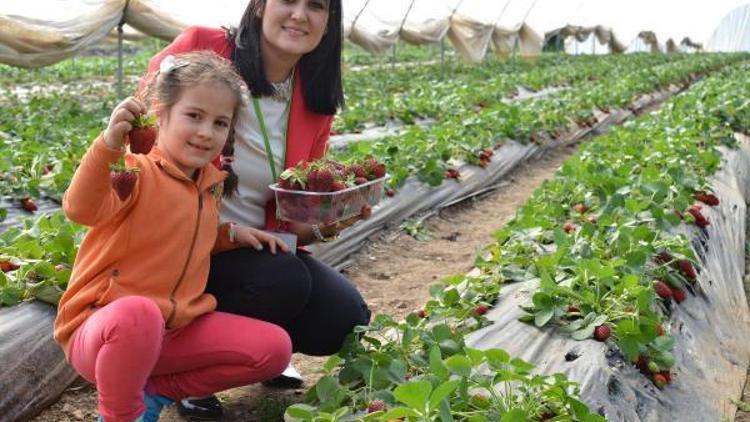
219, 88, 289, 228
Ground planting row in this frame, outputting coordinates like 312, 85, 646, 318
282, 61, 750, 421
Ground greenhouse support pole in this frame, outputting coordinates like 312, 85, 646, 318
117, 23, 124, 100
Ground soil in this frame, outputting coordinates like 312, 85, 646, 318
29, 144, 578, 422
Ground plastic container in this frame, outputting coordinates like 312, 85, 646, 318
269, 175, 389, 225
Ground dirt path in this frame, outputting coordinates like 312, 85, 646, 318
30, 143, 577, 422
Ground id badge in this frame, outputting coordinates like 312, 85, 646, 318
271, 231, 297, 255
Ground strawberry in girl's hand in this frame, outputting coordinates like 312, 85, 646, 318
110, 164, 140, 201
129, 115, 157, 154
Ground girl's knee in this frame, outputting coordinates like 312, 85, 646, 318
106, 296, 163, 335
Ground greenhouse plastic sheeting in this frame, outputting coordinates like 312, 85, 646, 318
707, 3, 750, 52
308, 83, 683, 266
4, 0, 750, 68
0, 301, 79, 422
464, 134, 750, 421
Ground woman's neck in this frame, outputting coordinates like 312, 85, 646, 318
261, 41, 299, 83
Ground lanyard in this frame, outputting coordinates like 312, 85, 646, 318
251, 89, 292, 182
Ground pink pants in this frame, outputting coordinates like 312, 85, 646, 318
68, 296, 292, 422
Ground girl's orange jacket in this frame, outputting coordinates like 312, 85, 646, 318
54, 137, 236, 356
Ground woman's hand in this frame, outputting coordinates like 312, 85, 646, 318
291, 205, 372, 245
103, 97, 146, 151
232, 224, 290, 254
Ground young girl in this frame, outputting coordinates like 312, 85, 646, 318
54, 51, 292, 422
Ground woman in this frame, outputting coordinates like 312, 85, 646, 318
144, 0, 371, 418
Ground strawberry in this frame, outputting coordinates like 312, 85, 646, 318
307, 169, 320, 191
567, 305, 580, 313
316, 169, 334, 192
678, 259, 697, 281
686, 205, 710, 228
331, 180, 347, 191
563, 221, 576, 233
478, 151, 491, 161
415, 309, 427, 319
355, 176, 368, 185
483, 147, 494, 156
473, 304, 489, 316
444, 169, 460, 179
385, 188, 395, 197
367, 400, 387, 413
0, 260, 20, 272
21, 197, 37, 212
658, 370, 672, 383
128, 114, 157, 154
672, 287, 687, 303
654, 251, 673, 265
635, 354, 648, 372
587, 215, 598, 224
572, 203, 588, 214
594, 325, 611, 341
695, 192, 719, 206
110, 166, 139, 201
348, 164, 367, 179
654, 280, 673, 300
654, 373, 668, 388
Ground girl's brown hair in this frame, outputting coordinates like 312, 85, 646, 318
142, 51, 244, 197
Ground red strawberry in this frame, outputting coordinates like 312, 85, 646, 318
355, 176, 368, 185
306, 169, 320, 191
348, 164, 367, 179
483, 147, 494, 156
678, 260, 697, 281
594, 325, 611, 341
687, 205, 710, 227
473, 304, 489, 316
654, 251, 673, 264
635, 354, 648, 372
385, 188, 395, 197
654, 280, 673, 300
111, 168, 139, 201
316, 169, 334, 192
415, 309, 427, 319
672, 288, 687, 303
563, 221, 576, 233
567, 305, 580, 313
0, 260, 20, 272
367, 400, 387, 413
444, 169, 460, 179
478, 151, 491, 161
128, 115, 157, 154
372, 164, 386, 179
695, 192, 719, 206
572, 203, 588, 214
21, 197, 37, 212
658, 371, 672, 383
331, 180, 347, 191
654, 373, 668, 388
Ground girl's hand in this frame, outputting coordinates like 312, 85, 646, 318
103, 97, 146, 151
233, 225, 290, 254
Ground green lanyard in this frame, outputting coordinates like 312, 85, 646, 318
251, 93, 292, 182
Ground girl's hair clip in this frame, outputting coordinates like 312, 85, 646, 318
159, 55, 188, 75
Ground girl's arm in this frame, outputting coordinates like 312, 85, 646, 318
63, 97, 146, 226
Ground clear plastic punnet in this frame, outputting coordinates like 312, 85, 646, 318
269, 175, 389, 225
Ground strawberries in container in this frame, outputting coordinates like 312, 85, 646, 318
269, 157, 389, 225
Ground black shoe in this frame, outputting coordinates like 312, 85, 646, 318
176, 395, 224, 420
261, 365, 304, 389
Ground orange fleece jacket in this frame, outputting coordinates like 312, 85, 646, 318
54, 137, 237, 356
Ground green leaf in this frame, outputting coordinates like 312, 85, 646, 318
393, 380, 432, 410
445, 355, 473, 377
285, 404, 316, 420
428, 379, 460, 410
501, 408, 527, 422
381, 407, 420, 419
429, 345, 449, 379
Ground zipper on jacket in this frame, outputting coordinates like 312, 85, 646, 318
166, 191, 204, 327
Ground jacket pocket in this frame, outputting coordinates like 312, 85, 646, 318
94, 269, 122, 308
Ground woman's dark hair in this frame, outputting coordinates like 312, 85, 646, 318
230, 0, 343, 115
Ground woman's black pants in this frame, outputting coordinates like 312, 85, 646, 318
206, 248, 371, 356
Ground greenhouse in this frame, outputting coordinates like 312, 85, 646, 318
2, 1, 750, 421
